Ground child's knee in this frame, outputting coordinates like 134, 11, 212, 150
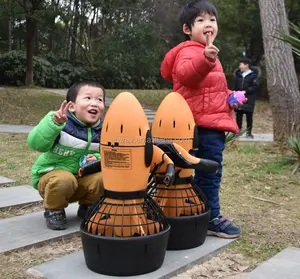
82, 172, 104, 196
89, 172, 104, 195
38, 170, 78, 196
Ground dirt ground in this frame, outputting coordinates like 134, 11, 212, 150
170, 250, 251, 279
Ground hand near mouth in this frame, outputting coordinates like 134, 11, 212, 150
204, 33, 219, 60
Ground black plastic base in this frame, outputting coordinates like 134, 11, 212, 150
81, 225, 170, 276
167, 210, 211, 250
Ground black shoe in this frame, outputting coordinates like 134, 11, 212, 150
44, 209, 67, 230
77, 204, 90, 219
246, 132, 254, 139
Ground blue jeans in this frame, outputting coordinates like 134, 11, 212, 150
194, 127, 225, 220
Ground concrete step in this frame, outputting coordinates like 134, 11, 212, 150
243, 248, 300, 279
0, 203, 81, 253
0, 185, 42, 209
0, 176, 16, 185
26, 237, 236, 279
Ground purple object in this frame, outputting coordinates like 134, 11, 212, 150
228, 91, 246, 106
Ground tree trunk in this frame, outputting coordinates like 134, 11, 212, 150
25, 16, 36, 85
258, 0, 300, 147
8, 16, 12, 51
34, 23, 39, 55
70, 0, 79, 61
8, 0, 13, 51
48, 0, 56, 52
65, 0, 73, 58
19, 17, 22, 49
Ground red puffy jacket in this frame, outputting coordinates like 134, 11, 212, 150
161, 41, 239, 134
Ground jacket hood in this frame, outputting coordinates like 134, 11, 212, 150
161, 41, 205, 81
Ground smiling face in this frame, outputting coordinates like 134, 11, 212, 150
69, 85, 105, 125
183, 12, 218, 45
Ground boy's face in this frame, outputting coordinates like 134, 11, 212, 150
183, 13, 218, 45
69, 85, 105, 125
239, 62, 250, 72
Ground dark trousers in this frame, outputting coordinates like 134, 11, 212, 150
236, 110, 253, 133
194, 127, 225, 220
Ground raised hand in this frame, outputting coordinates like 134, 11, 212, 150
204, 33, 219, 60
53, 100, 72, 124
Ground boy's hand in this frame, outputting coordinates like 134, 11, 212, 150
54, 100, 72, 124
204, 33, 219, 60
86, 154, 97, 163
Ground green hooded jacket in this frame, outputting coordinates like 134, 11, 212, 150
27, 111, 102, 188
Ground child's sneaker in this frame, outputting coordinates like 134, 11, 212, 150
77, 204, 90, 219
44, 209, 67, 230
207, 215, 240, 239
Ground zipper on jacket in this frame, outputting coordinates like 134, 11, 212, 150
82, 127, 92, 155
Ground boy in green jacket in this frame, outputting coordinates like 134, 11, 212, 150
27, 81, 105, 230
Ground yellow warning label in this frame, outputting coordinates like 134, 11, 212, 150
102, 148, 132, 169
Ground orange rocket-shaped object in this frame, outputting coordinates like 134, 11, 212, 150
151, 92, 219, 217
86, 92, 175, 237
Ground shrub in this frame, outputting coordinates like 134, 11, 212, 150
0, 50, 99, 88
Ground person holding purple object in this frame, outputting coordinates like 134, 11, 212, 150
160, 0, 247, 239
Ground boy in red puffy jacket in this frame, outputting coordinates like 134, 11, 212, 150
160, 0, 244, 238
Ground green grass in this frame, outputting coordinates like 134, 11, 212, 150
0, 133, 38, 185
253, 158, 292, 174
0, 87, 273, 133
221, 144, 300, 264
231, 238, 284, 263
239, 145, 259, 154
0, 88, 65, 125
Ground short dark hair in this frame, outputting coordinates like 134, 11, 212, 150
240, 57, 251, 65
66, 81, 106, 103
180, 0, 218, 33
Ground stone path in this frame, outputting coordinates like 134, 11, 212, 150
0, 175, 16, 184
0, 185, 42, 209
0, 174, 237, 278
244, 248, 300, 279
0, 124, 34, 133
0, 124, 273, 142
0, 202, 80, 253
237, 133, 273, 142
26, 237, 236, 279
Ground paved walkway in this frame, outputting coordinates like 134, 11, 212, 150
0, 88, 274, 142
0, 124, 274, 142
